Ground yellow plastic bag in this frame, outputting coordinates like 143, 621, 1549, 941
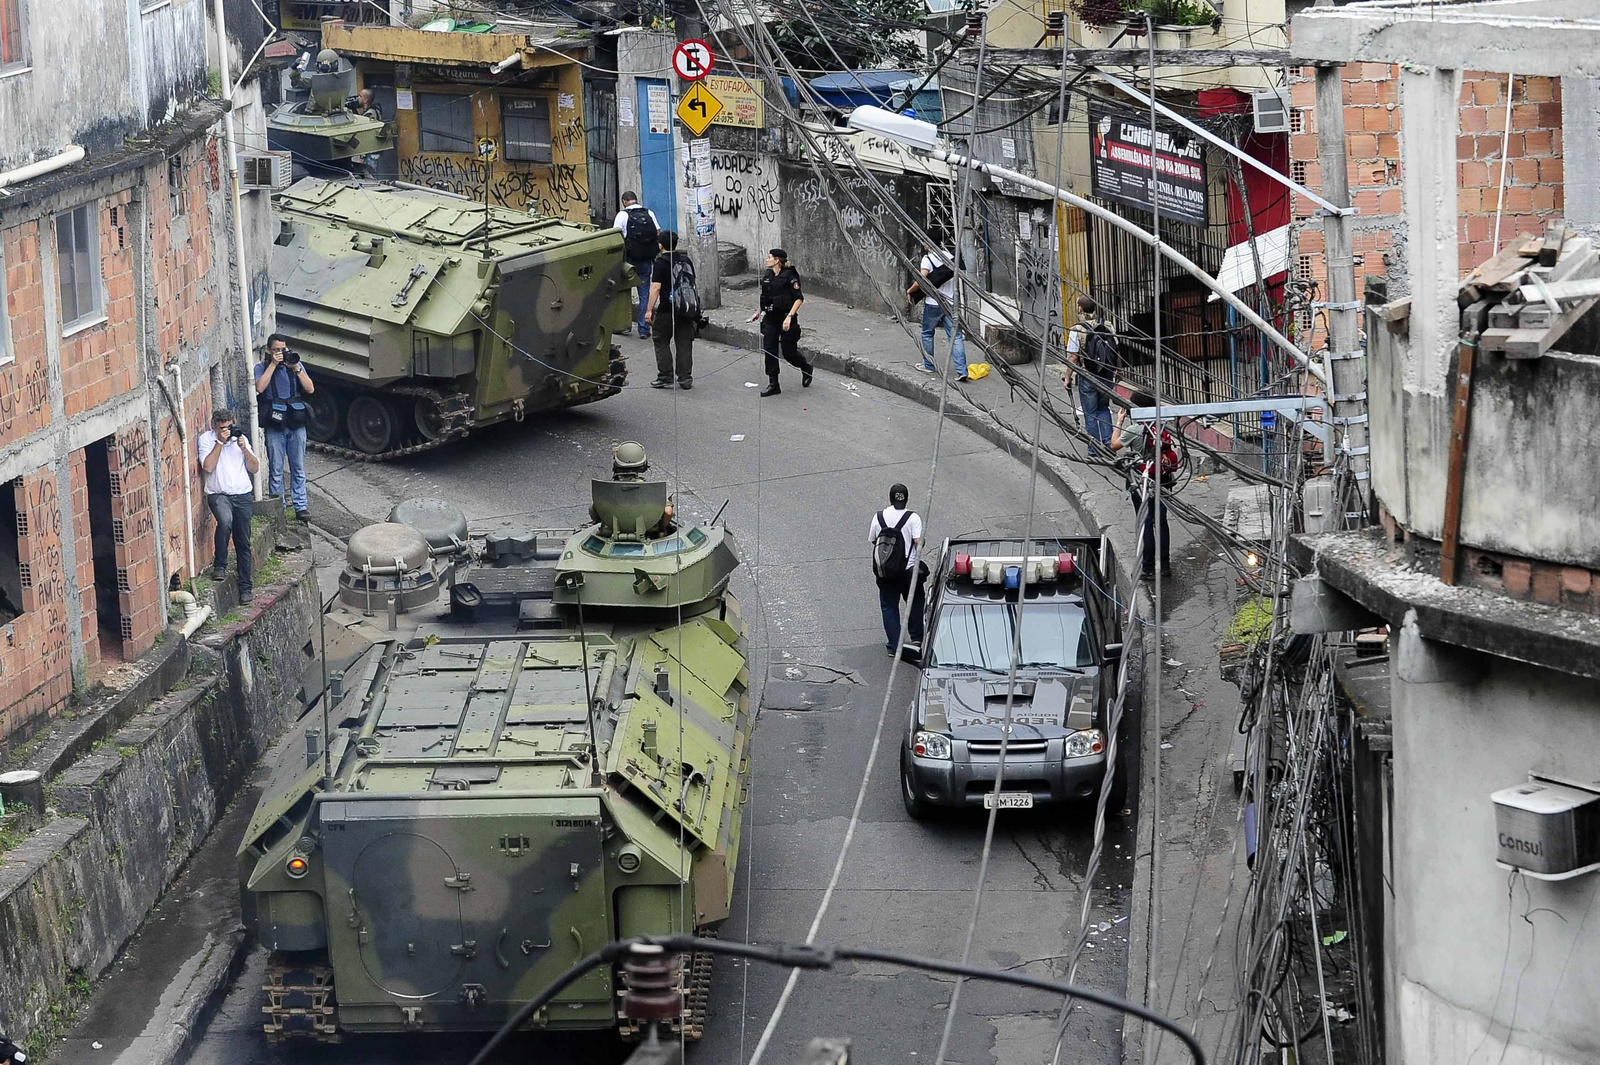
965, 362, 991, 380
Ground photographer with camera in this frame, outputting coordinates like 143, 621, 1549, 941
198, 409, 260, 604
254, 333, 315, 522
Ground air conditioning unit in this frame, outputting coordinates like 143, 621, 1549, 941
1252, 89, 1291, 135
1492, 779, 1600, 879
239, 150, 292, 191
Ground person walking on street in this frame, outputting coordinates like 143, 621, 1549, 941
615, 192, 660, 338
1064, 296, 1119, 451
1110, 389, 1176, 580
255, 333, 314, 521
870, 483, 928, 655
908, 236, 969, 381
645, 231, 699, 390
198, 409, 260, 604
748, 248, 813, 396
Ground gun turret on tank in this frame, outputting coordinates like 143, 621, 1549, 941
267, 47, 395, 175
238, 445, 749, 1043
270, 177, 632, 459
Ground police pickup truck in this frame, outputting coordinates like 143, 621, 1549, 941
900, 536, 1131, 818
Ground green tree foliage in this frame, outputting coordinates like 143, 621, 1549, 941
770, 0, 927, 72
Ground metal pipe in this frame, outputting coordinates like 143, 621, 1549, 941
211, 0, 264, 495
179, 605, 213, 638
169, 361, 199, 585
0, 145, 85, 192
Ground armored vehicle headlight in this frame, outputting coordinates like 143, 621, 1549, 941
1064, 729, 1105, 758
616, 843, 644, 874
286, 856, 310, 879
912, 731, 952, 760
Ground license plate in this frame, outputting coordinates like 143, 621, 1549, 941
983, 791, 1034, 809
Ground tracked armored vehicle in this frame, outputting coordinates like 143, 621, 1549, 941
238, 446, 749, 1041
271, 178, 631, 460
267, 48, 395, 175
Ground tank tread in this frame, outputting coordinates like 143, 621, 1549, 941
617, 930, 714, 1042
262, 953, 340, 1044
306, 386, 472, 463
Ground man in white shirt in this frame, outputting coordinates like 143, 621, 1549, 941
614, 192, 661, 338
906, 236, 970, 381
1063, 295, 1118, 449
869, 483, 929, 655
197, 409, 261, 604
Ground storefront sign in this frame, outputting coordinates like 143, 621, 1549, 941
704, 75, 764, 129
1088, 97, 1208, 227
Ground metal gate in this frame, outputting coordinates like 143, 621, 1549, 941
584, 79, 619, 227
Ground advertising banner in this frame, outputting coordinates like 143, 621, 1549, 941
1088, 97, 1208, 227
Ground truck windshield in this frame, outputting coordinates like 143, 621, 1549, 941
928, 603, 1094, 669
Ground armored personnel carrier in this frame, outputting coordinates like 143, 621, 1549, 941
271, 178, 632, 460
267, 48, 395, 175
237, 445, 748, 1041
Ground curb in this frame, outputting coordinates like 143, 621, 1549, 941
702, 315, 1162, 1057
148, 925, 248, 1065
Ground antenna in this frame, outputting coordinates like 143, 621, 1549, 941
710, 498, 730, 526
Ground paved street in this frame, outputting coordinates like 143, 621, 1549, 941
178, 333, 1137, 1065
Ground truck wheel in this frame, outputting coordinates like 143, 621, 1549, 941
304, 389, 340, 443
347, 395, 396, 455
901, 748, 931, 821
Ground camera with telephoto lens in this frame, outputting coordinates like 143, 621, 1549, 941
285, 349, 301, 366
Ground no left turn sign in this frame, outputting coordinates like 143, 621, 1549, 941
673, 39, 715, 81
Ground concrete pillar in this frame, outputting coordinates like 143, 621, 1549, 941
1398, 67, 1462, 392
1561, 76, 1600, 228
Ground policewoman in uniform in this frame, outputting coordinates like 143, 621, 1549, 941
747, 248, 814, 396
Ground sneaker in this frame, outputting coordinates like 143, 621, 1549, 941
1160, 565, 1174, 578
801, 366, 814, 387
239, 589, 255, 604
760, 383, 780, 397
211, 566, 226, 581
638, 326, 651, 338
678, 379, 693, 390
651, 377, 674, 389
886, 644, 897, 656
914, 362, 936, 374
296, 509, 310, 523
955, 375, 971, 383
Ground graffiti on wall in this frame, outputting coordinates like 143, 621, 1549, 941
397, 154, 590, 220
710, 151, 780, 224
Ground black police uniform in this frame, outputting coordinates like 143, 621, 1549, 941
759, 265, 813, 391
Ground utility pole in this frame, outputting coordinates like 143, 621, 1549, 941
1313, 47, 1370, 516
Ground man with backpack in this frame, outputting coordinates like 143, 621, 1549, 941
908, 235, 969, 381
1065, 296, 1119, 450
869, 483, 928, 656
645, 230, 699, 389
1110, 389, 1178, 580
614, 192, 660, 338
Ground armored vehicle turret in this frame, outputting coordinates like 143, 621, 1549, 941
238, 446, 748, 1042
271, 178, 632, 459
267, 47, 395, 174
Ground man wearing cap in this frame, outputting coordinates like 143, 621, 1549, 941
869, 483, 928, 656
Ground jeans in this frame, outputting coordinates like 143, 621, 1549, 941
630, 259, 654, 335
920, 303, 968, 376
265, 426, 308, 511
760, 316, 810, 383
1079, 379, 1114, 448
1129, 486, 1171, 574
208, 492, 253, 593
652, 314, 695, 381
877, 568, 927, 651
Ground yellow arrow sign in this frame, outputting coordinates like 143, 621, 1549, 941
676, 81, 724, 138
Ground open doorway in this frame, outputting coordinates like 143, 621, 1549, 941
0, 480, 25, 627
84, 439, 124, 661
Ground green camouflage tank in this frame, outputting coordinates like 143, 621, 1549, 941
271, 177, 632, 460
238, 446, 747, 1041
267, 48, 394, 174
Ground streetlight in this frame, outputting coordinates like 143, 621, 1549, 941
846, 105, 942, 151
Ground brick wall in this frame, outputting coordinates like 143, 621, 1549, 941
0, 470, 76, 740
68, 450, 100, 673
61, 191, 140, 419
1289, 68, 1564, 350
151, 140, 218, 361
0, 223, 53, 447
109, 425, 163, 658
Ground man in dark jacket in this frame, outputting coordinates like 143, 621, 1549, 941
645, 231, 696, 390
747, 248, 813, 396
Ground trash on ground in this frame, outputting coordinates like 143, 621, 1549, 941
730, 434, 746, 441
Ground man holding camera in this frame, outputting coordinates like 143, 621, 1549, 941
198, 409, 260, 604
254, 333, 315, 521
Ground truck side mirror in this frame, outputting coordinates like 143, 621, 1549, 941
1103, 641, 1124, 661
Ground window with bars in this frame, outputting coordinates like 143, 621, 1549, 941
0, 0, 27, 70
501, 96, 553, 164
927, 181, 956, 239
56, 204, 103, 329
417, 92, 475, 153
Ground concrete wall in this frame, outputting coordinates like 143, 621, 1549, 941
1390, 617, 1600, 1065
705, 139, 783, 278
615, 31, 675, 222
1365, 306, 1600, 569
780, 160, 927, 309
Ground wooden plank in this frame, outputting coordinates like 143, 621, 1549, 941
1440, 338, 1477, 587
1538, 223, 1567, 267
956, 47, 1293, 68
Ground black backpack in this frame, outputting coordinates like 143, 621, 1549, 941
872, 510, 913, 580
669, 254, 701, 319
1080, 322, 1120, 381
622, 205, 658, 263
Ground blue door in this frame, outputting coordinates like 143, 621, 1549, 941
636, 79, 676, 227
